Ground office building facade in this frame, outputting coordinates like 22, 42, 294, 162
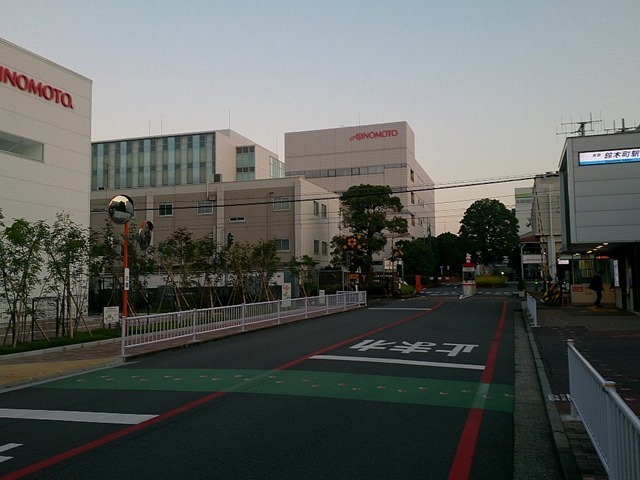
90, 132, 336, 267
92, 129, 284, 192
1, 37, 92, 229
284, 122, 435, 262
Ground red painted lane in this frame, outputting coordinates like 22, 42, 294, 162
448, 301, 508, 480
1, 301, 444, 480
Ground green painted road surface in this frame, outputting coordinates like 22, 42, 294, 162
42, 368, 514, 412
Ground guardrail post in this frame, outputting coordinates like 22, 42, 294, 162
604, 380, 617, 478
567, 339, 577, 417
277, 299, 281, 324
242, 303, 246, 332
120, 317, 126, 357
192, 309, 197, 342
304, 297, 308, 318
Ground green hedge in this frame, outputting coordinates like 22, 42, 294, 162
475, 275, 507, 287
0, 328, 120, 356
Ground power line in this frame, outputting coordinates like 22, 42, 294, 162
130, 172, 540, 212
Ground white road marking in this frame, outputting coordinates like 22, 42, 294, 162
0, 443, 22, 453
310, 354, 485, 371
0, 443, 22, 464
0, 408, 156, 425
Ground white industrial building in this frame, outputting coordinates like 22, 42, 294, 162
284, 121, 435, 264
90, 131, 337, 267
0, 37, 92, 230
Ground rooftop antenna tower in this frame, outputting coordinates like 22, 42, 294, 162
556, 112, 602, 137
604, 118, 640, 134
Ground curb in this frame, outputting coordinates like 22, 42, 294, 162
522, 310, 581, 480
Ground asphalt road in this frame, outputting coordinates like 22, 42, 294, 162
1, 296, 516, 479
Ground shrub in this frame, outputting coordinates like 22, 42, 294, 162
475, 275, 506, 287
518, 277, 526, 291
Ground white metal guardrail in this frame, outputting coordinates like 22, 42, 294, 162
524, 292, 538, 327
568, 339, 640, 480
121, 291, 367, 356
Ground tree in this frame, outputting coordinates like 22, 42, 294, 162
89, 220, 122, 311
192, 235, 224, 307
334, 184, 408, 284
43, 213, 90, 338
226, 241, 253, 304
251, 239, 279, 301
398, 238, 436, 283
458, 199, 520, 265
157, 228, 199, 310
436, 232, 464, 276
288, 255, 319, 297
0, 213, 48, 346
89, 219, 156, 316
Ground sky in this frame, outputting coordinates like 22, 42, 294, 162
2, 0, 640, 235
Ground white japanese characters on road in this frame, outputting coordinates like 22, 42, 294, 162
349, 339, 478, 357
310, 338, 484, 371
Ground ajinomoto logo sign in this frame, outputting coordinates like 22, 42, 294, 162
0, 64, 74, 109
349, 129, 398, 141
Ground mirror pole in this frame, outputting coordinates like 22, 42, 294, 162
123, 222, 129, 317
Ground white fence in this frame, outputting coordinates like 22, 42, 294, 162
524, 292, 538, 327
121, 291, 367, 356
568, 339, 640, 480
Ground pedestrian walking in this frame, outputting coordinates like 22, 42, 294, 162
589, 270, 604, 307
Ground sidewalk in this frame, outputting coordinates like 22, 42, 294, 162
0, 339, 123, 388
527, 300, 640, 480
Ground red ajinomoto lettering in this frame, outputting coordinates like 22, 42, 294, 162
349, 129, 398, 141
0, 64, 74, 109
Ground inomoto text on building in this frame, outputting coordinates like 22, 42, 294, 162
0, 64, 74, 109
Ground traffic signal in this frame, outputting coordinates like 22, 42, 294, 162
227, 232, 234, 246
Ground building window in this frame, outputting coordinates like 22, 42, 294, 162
314, 240, 320, 254
236, 146, 256, 181
229, 216, 246, 223
270, 156, 284, 179
322, 241, 328, 255
313, 201, 320, 216
197, 201, 214, 215
274, 196, 290, 211
411, 214, 415, 226
159, 204, 173, 217
0, 131, 44, 162
275, 238, 290, 252
410, 169, 415, 182
411, 192, 415, 204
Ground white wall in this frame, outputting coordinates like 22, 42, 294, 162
0, 37, 92, 229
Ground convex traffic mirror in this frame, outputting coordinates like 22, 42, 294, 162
137, 220, 154, 251
108, 195, 134, 224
